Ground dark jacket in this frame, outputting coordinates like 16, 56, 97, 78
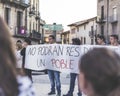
20, 48, 26, 68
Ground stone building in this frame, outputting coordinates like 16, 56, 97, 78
97, 0, 120, 41
0, 0, 45, 44
0, 0, 29, 36
68, 17, 97, 44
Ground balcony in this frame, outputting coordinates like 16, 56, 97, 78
14, 26, 28, 37
31, 30, 41, 40
12, 0, 30, 8
96, 16, 106, 24
109, 15, 118, 23
1, 0, 30, 8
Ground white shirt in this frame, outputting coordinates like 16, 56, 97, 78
0, 76, 36, 96
16, 50, 23, 68
17, 76, 36, 96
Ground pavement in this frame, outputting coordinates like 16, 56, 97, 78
32, 73, 86, 96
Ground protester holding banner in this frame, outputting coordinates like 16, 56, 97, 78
21, 38, 33, 81
63, 38, 82, 96
0, 17, 35, 96
96, 35, 106, 45
47, 35, 61, 96
109, 35, 119, 46
79, 48, 120, 96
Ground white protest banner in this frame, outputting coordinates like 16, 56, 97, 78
25, 44, 120, 73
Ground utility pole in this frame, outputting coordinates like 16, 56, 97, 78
53, 23, 56, 42
106, 0, 109, 42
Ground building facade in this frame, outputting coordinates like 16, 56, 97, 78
0, 0, 29, 36
97, 0, 120, 41
68, 17, 97, 44
0, 0, 45, 44
61, 30, 70, 44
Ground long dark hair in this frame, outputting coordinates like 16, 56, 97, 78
79, 48, 120, 96
0, 17, 19, 95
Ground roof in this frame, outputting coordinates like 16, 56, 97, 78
61, 30, 70, 35
68, 16, 97, 27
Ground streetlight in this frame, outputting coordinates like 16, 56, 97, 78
106, 0, 109, 42
53, 23, 56, 42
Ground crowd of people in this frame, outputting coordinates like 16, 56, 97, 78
96, 34, 119, 46
1, 14, 120, 96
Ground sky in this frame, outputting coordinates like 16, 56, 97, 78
40, 0, 97, 31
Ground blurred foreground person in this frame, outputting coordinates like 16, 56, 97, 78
79, 48, 120, 96
0, 17, 35, 96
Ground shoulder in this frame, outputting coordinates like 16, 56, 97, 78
17, 76, 35, 96
20, 48, 26, 56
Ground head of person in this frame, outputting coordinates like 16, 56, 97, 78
109, 35, 119, 45
79, 48, 120, 96
16, 43, 22, 51
23, 37, 31, 48
96, 35, 105, 45
16, 40, 22, 44
48, 35, 55, 44
72, 38, 81, 45
0, 17, 19, 95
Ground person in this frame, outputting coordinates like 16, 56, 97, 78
63, 38, 82, 96
79, 48, 120, 96
47, 35, 61, 96
21, 37, 32, 81
16, 42, 23, 73
96, 35, 106, 45
109, 34, 119, 46
0, 17, 35, 96
16, 40, 22, 45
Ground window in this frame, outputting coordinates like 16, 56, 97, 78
77, 27, 79, 32
112, 23, 117, 34
84, 37, 86, 44
84, 25, 86, 30
81, 37, 83, 44
91, 26, 94, 38
101, 6, 104, 20
5, 8, 10, 25
29, 21, 31, 33
71, 28, 75, 34
17, 11, 23, 34
101, 25, 104, 35
113, 7, 117, 21
36, 23, 37, 31
33, 22, 35, 30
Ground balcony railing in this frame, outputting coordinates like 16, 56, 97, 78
96, 17, 106, 24
14, 26, 28, 37
12, 0, 30, 8
31, 30, 41, 40
109, 15, 118, 23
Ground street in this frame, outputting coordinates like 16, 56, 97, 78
32, 73, 86, 96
